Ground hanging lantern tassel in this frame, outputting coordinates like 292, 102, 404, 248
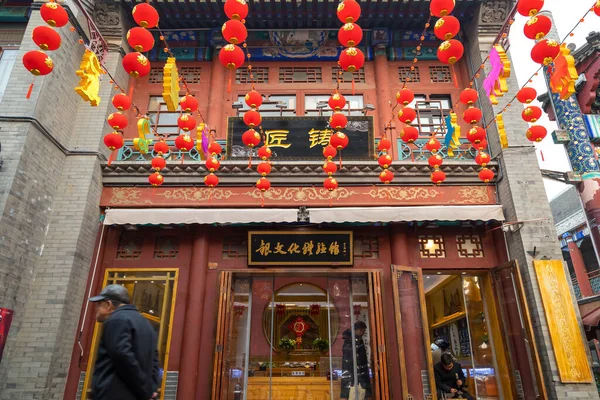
26, 75, 36, 99
352, 75, 355, 95
329, 190, 333, 208
451, 64, 459, 88
228, 69, 233, 93
248, 153, 252, 169
107, 151, 114, 166
261, 191, 264, 208
338, 151, 343, 169
540, 150, 544, 162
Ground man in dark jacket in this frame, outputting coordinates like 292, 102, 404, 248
341, 321, 372, 399
89, 284, 160, 400
434, 353, 473, 400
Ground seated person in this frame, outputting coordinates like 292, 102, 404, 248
434, 353, 474, 400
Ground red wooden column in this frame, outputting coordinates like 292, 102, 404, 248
177, 226, 210, 398
207, 55, 227, 138
373, 48, 397, 158
567, 233, 593, 297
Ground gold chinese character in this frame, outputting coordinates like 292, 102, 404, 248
316, 242, 327, 255
256, 240, 272, 256
302, 241, 314, 255
265, 130, 292, 148
329, 242, 340, 256
308, 128, 333, 148
162, 57, 180, 112
274, 242, 287, 254
288, 243, 301, 254
74, 49, 105, 106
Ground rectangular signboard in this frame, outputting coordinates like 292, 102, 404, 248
227, 116, 374, 160
248, 231, 353, 266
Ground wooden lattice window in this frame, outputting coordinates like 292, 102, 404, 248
180, 67, 201, 84
398, 66, 420, 83
154, 236, 180, 259
456, 235, 484, 258
148, 68, 162, 84
418, 235, 446, 258
429, 66, 452, 83
116, 232, 143, 259
279, 67, 322, 83
237, 67, 269, 84
332, 68, 366, 83
222, 235, 248, 258
354, 235, 379, 259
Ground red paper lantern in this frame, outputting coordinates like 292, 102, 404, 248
32, 26, 61, 51
112, 93, 131, 111
400, 126, 419, 143
148, 172, 164, 187
219, 44, 245, 69
594, 1, 600, 17
460, 88, 478, 105
23, 50, 53, 76
425, 138, 442, 153
323, 161, 337, 175
428, 154, 444, 169
324, 177, 339, 191
522, 106, 543, 123
431, 169, 446, 184
122, 52, 150, 78
379, 169, 394, 184
243, 110, 262, 127
245, 90, 263, 108
397, 107, 417, 124
257, 162, 272, 176
475, 139, 488, 151
222, 20, 248, 45
531, 39, 560, 66
377, 138, 392, 152
154, 140, 170, 155
151, 157, 167, 171
107, 112, 128, 130
337, 0, 361, 23
479, 168, 495, 183
256, 177, 271, 192
103, 132, 124, 151
175, 134, 195, 151
339, 47, 365, 72
177, 114, 196, 132
378, 154, 393, 169
338, 23, 363, 47
330, 132, 349, 150
396, 88, 415, 106
430, 0, 455, 17
526, 125, 547, 142
463, 107, 482, 125
517, 87, 537, 104
204, 173, 219, 187
434, 16, 460, 40
258, 145, 272, 160
329, 112, 348, 129
40, 2, 68, 27
224, 0, 249, 21
475, 151, 491, 166
467, 126, 487, 145
127, 27, 155, 52
517, 0, 544, 16
132, 3, 159, 28
242, 129, 261, 148
179, 95, 199, 112
328, 92, 347, 111
437, 39, 464, 65
205, 157, 221, 172
208, 141, 223, 155
323, 145, 337, 160
524, 15, 552, 40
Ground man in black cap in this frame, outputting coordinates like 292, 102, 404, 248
89, 284, 160, 400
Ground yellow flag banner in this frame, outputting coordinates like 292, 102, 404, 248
533, 260, 593, 383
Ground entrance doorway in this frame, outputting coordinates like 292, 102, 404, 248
212, 271, 389, 400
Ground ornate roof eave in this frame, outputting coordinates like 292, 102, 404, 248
572, 32, 600, 65
102, 160, 498, 186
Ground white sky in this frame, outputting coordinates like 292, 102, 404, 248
507, 0, 598, 200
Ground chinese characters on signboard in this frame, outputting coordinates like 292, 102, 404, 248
248, 231, 353, 266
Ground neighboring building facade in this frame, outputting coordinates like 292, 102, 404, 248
0, 1, 599, 400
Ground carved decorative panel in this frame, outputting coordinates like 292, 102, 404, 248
456, 234, 484, 258
148, 68, 162, 84
279, 67, 322, 83
237, 67, 269, 83
154, 236, 180, 259
222, 235, 248, 259
180, 67, 201, 84
333, 68, 366, 83
399, 66, 420, 83
116, 232, 143, 259
429, 66, 452, 83
354, 235, 379, 259
418, 235, 446, 258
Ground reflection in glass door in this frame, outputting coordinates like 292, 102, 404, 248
214, 273, 387, 400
